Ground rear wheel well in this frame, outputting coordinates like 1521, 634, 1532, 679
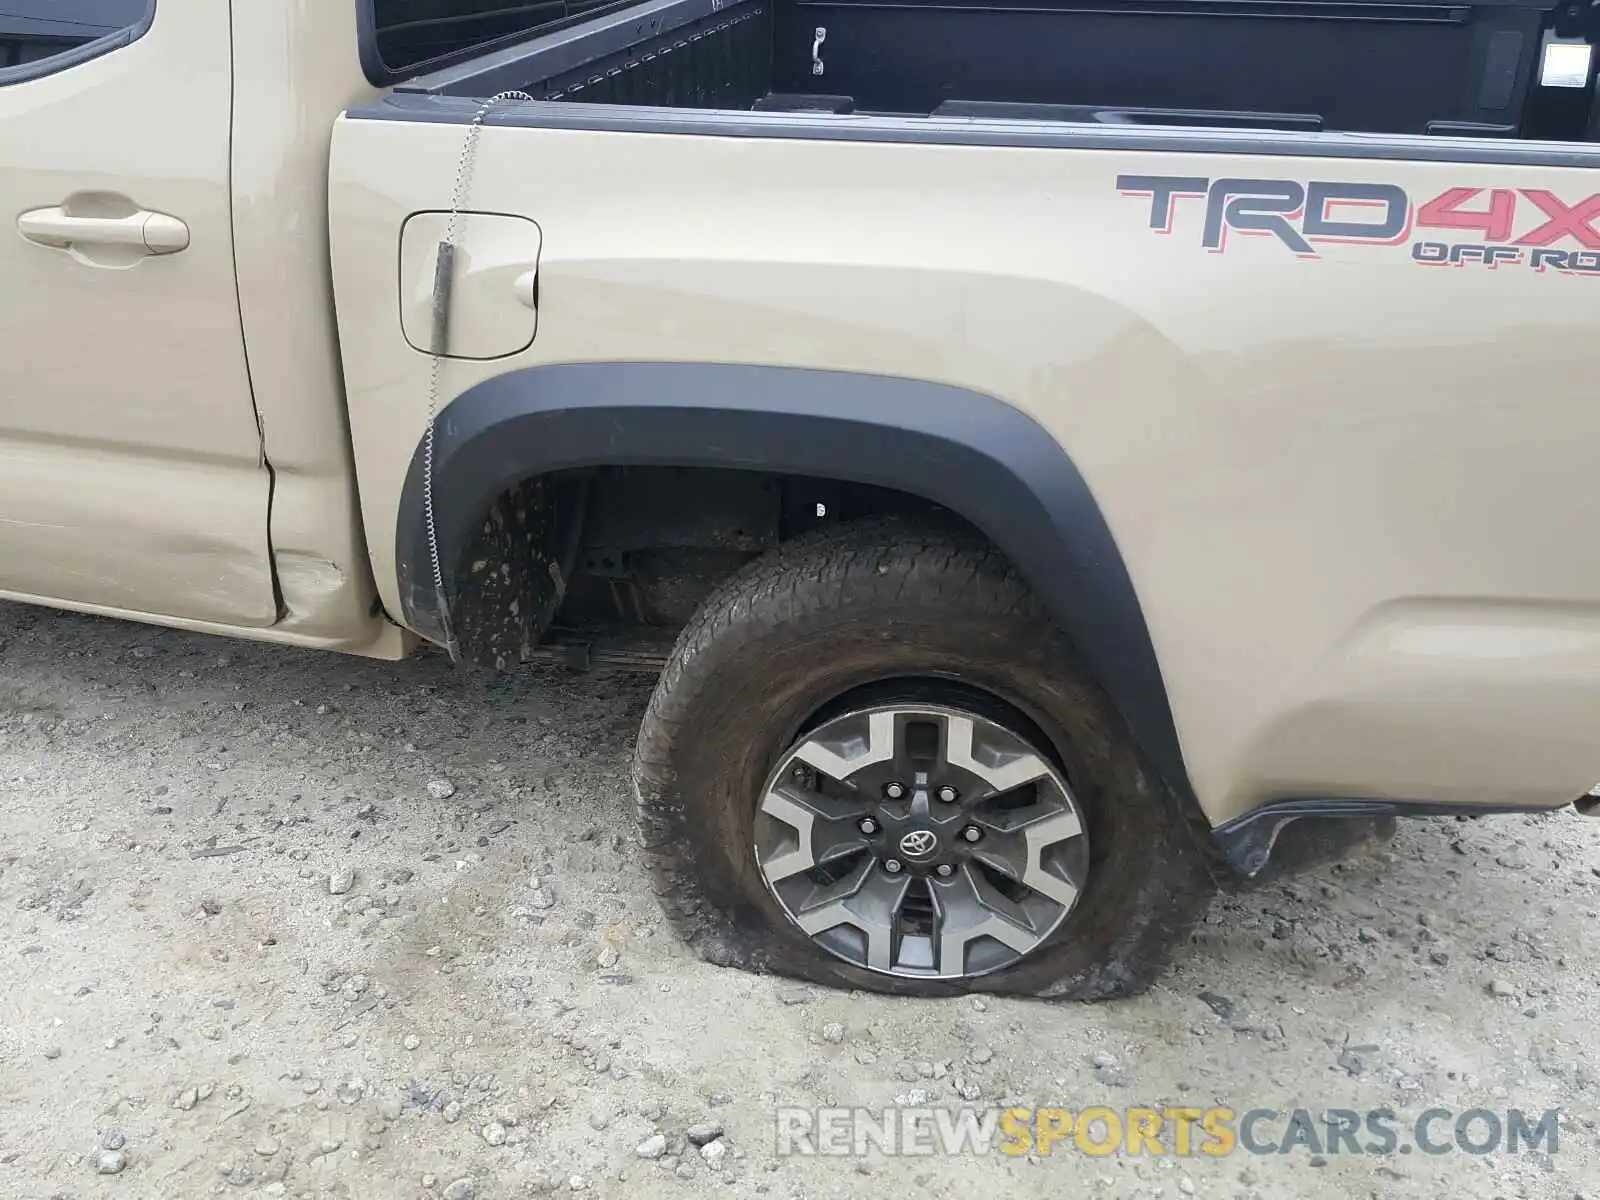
449, 466, 994, 666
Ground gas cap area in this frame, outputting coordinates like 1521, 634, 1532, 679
399, 210, 542, 360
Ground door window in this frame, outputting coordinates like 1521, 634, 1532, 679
360, 0, 627, 81
0, 1, 152, 81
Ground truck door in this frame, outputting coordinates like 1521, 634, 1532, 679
0, 0, 277, 626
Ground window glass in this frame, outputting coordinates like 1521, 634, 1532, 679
0, 1, 151, 74
366, 1, 626, 79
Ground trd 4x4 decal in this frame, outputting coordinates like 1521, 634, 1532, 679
1116, 175, 1600, 273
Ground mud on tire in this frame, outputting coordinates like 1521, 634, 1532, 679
631, 517, 1216, 999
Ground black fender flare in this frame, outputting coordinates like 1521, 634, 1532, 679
397, 362, 1193, 800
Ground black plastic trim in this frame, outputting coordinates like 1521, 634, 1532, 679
931, 99, 1326, 130
398, 362, 1191, 800
347, 90, 1600, 167
1214, 796, 1558, 876
0, 0, 152, 87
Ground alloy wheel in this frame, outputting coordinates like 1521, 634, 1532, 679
753, 699, 1090, 980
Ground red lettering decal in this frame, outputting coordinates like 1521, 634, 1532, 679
1515, 189, 1600, 249
1416, 187, 1517, 243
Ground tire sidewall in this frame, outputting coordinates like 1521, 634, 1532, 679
652, 593, 1195, 998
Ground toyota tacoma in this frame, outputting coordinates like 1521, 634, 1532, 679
3, 0, 1599, 999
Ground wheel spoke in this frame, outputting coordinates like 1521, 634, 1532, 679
795, 866, 912, 972
790, 853, 875, 916
930, 864, 1040, 974
968, 831, 1029, 882
758, 783, 871, 883
791, 710, 897, 783
974, 795, 1080, 838
942, 714, 1052, 797
1019, 810, 1083, 907
970, 807, 1083, 907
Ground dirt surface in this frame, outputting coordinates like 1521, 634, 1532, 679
2, 601, 1598, 1200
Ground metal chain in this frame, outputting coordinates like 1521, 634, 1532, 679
423, 90, 536, 658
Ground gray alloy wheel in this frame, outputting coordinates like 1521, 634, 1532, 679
753, 701, 1091, 980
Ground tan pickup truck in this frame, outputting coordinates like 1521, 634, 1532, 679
4, 0, 1599, 999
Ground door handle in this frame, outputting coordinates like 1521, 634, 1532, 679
18, 206, 190, 255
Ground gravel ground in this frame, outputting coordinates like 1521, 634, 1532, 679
2, 601, 1598, 1200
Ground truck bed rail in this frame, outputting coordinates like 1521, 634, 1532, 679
392, 0, 1574, 137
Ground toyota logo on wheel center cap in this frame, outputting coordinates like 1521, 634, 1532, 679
898, 829, 938, 858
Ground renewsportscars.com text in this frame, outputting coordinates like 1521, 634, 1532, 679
775, 1105, 1561, 1159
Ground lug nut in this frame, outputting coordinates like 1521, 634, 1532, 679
858, 817, 879, 835
937, 785, 959, 803
883, 858, 903, 874
791, 765, 807, 780
961, 825, 983, 843
935, 863, 955, 878
883, 782, 907, 800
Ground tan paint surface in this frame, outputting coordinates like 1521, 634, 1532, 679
330, 118, 1600, 823
399, 211, 544, 360
0, 584, 411, 660
0, 0, 275, 624
228, 0, 394, 646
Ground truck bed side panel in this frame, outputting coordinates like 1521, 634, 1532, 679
329, 107, 1600, 825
